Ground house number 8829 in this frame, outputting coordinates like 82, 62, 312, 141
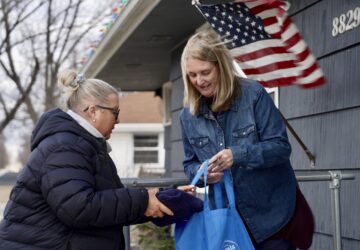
332, 7, 360, 37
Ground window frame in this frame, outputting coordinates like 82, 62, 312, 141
133, 134, 161, 165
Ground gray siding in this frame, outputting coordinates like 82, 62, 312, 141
166, 0, 360, 248
284, 0, 360, 248
166, 45, 188, 178
288, 108, 360, 170
281, 46, 360, 119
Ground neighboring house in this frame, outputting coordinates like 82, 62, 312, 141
108, 91, 165, 178
81, 0, 360, 249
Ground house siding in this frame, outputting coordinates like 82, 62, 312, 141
282, 1, 360, 248
166, 44, 187, 177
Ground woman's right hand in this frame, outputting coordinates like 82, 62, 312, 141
144, 188, 174, 218
198, 162, 224, 184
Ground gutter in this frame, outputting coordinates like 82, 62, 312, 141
81, 0, 161, 77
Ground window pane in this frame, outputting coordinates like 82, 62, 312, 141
134, 150, 158, 163
134, 135, 158, 147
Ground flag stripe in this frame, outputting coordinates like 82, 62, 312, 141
259, 76, 298, 87
297, 48, 310, 62
297, 53, 317, 71
285, 33, 301, 50
237, 53, 297, 69
230, 39, 287, 55
234, 46, 289, 61
300, 77, 326, 88
302, 62, 319, 78
242, 60, 297, 74
247, 67, 301, 81
298, 68, 324, 84
263, 17, 278, 26
289, 40, 308, 55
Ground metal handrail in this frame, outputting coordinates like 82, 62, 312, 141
122, 172, 355, 186
122, 170, 355, 250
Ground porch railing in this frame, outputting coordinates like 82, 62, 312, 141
122, 170, 355, 250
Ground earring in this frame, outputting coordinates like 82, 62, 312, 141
93, 119, 96, 123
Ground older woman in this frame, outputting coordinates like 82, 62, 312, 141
179, 30, 314, 250
0, 69, 176, 249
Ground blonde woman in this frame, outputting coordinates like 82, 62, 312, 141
180, 30, 314, 250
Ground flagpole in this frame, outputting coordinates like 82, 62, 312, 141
279, 112, 316, 168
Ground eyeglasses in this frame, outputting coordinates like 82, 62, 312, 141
83, 105, 120, 120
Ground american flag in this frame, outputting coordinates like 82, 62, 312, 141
197, 0, 325, 88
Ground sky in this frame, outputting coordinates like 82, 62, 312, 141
1, 0, 117, 165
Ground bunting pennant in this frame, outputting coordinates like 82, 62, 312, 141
77, 0, 130, 70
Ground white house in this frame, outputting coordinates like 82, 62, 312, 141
108, 91, 165, 178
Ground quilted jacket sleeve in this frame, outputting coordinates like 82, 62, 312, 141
39, 137, 149, 229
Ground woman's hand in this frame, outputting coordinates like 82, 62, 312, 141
145, 188, 174, 218
177, 185, 196, 196
208, 149, 234, 173
198, 162, 224, 184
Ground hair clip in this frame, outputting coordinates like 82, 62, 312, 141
75, 74, 86, 84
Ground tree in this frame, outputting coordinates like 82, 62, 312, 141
0, 132, 9, 168
0, 0, 113, 157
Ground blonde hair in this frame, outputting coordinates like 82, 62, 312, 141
57, 69, 119, 112
181, 29, 239, 115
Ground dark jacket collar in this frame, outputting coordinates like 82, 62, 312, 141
31, 108, 105, 152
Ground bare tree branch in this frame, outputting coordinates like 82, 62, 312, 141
0, 0, 38, 123
56, 0, 83, 64
0, 56, 39, 133
59, 9, 112, 65
0, 0, 46, 54
0, 0, 114, 153
52, 0, 72, 54
0, 23, 94, 55
0, 94, 9, 116
59, 23, 96, 65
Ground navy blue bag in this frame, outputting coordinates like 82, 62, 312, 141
175, 160, 254, 250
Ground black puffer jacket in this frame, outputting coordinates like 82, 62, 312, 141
0, 108, 149, 250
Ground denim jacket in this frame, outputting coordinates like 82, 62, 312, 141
180, 78, 297, 242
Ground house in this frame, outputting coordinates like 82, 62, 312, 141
108, 91, 165, 178
81, 0, 360, 248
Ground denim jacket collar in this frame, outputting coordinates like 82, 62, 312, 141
198, 96, 239, 119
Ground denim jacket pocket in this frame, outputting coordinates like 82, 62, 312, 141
232, 124, 257, 145
189, 136, 209, 148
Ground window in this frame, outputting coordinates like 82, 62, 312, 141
133, 135, 159, 164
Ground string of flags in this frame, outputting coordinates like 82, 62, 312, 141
77, 0, 130, 70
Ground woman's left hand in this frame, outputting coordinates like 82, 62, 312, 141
208, 149, 233, 173
177, 185, 196, 196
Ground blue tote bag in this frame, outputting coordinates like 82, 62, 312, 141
175, 160, 254, 250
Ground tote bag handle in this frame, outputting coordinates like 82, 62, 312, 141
190, 160, 236, 209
